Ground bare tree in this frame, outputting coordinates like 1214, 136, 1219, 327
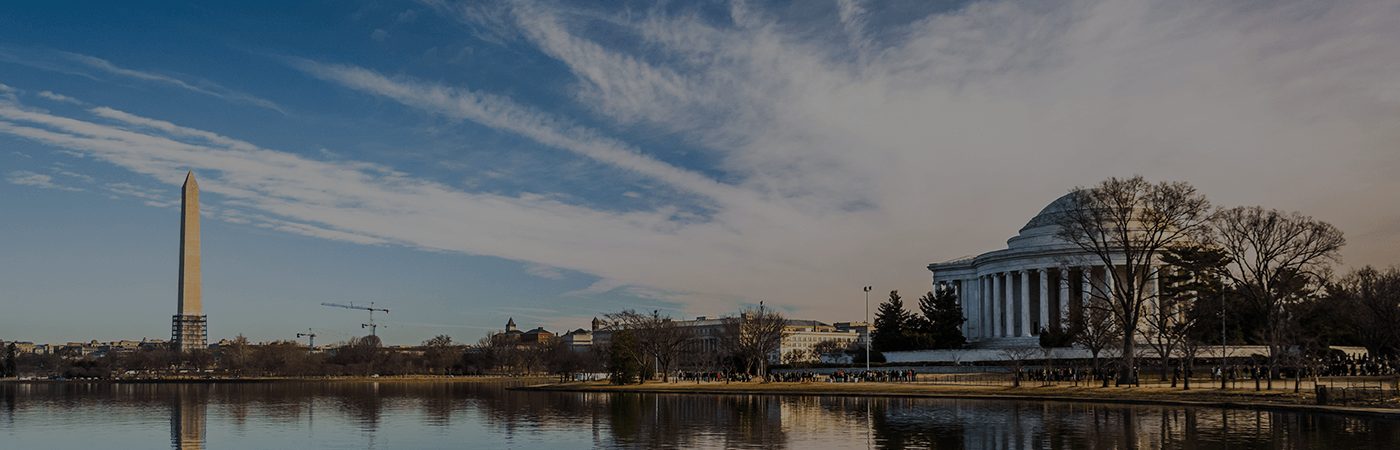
1210, 206, 1344, 389
720, 305, 786, 378
1074, 291, 1122, 386
476, 333, 522, 374
1330, 266, 1400, 358
782, 349, 813, 367
1000, 347, 1040, 387
220, 335, 253, 375
252, 341, 320, 376
812, 339, 853, 363
1054, 176, 1212, 384
422, 335, 457, 375
1141, 292, 1185, 382
605, 310, 695, 382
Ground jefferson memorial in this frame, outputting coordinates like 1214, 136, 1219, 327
928, 193, 1160, 346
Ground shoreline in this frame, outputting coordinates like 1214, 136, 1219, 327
516, 381, 1400, 419
0, 375, 550, 384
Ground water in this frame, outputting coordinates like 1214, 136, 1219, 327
2, 381, 1397, 449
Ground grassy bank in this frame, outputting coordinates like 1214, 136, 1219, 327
518, 380, 1400, 419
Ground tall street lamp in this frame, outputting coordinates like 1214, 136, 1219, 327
864, 285, 873, 373
1221, 299, 1228, 390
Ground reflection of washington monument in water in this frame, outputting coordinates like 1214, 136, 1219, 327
170, 386, 207, 450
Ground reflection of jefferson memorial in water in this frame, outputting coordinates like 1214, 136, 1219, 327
929, 193, 1163, 346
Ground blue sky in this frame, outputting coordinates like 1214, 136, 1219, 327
3, 0, 1399, 345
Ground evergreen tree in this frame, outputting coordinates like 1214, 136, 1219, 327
2, 343, 16, 378
872, 290, 914, 352
918, 288, 967, 349
606, 330, 642, 385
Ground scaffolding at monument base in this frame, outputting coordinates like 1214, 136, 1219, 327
171, 315, 208, 353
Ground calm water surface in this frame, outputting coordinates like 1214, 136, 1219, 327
2, 381, 1397, 449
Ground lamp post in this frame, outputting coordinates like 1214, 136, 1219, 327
863, 286, 872, 373
759, 301, 766, 379
654, 310, 661, 380
1221, 297, 1227, 390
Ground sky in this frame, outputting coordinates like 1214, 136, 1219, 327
2, 0, 1398, 346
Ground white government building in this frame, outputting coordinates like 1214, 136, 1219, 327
927, 193, 1164, 347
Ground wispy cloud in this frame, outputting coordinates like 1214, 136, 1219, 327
287, 59, 759, 213
37, 90, 82, 104
523, 263, 566, 280
0, 94, 780, 314
49, 165, 95, 183
102, 182, 175, 208
0, 47, 286, 114
6, 170, 82, 192
5, 0, 1400, 323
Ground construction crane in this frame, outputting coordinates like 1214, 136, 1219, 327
321, 302, 390, 337
296, 329, 317, 351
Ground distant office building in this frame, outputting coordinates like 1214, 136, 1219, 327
140, 339, 170, 351
557, 317, 606, 352
496, 318, 555, 345
3, 341, 39, 354
59, 341, 100, 358
833, 321, 870, 350
778, 320, 859, 363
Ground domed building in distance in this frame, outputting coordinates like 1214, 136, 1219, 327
927, 193, 1163, 347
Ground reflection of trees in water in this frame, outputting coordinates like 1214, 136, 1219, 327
866, 399, 1400, 450
462, 387, 791, 448
5, 382, 1400, 448
1, 385, 15, 430
868, 398, 969, 449
604, 394, 788, 448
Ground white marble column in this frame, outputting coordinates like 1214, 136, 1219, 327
1024, 267, 1036, 335
998, 273, 1009, 337
1104, 264, 1115, 301
1058, 268, 1070, 331
974, 276, 983, 339
1082, 266, 1097, 334
980, 274, 991, 337
1007, 271, 1016, 337
1038, 268, 1050, 336
987, 274, 996, 338
1004, 271, 1014, 337
983, 275, 991, 337
968, 277, 980, 339
1081, 266, 1093, 304
955, 280, 967, 337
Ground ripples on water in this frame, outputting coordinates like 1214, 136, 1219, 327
1, 381, 1397, 449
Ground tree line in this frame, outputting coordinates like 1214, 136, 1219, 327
599, 306, 789, 385
0, 305, 812, 383
871, 288, 967, 353
0, 334, 482, 379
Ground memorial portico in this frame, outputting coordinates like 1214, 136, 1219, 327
929, 194, 1163, 346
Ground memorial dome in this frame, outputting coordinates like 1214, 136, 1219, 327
1007, 192, 1080, 249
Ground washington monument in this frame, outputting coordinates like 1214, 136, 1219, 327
172, 171, 207, 353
